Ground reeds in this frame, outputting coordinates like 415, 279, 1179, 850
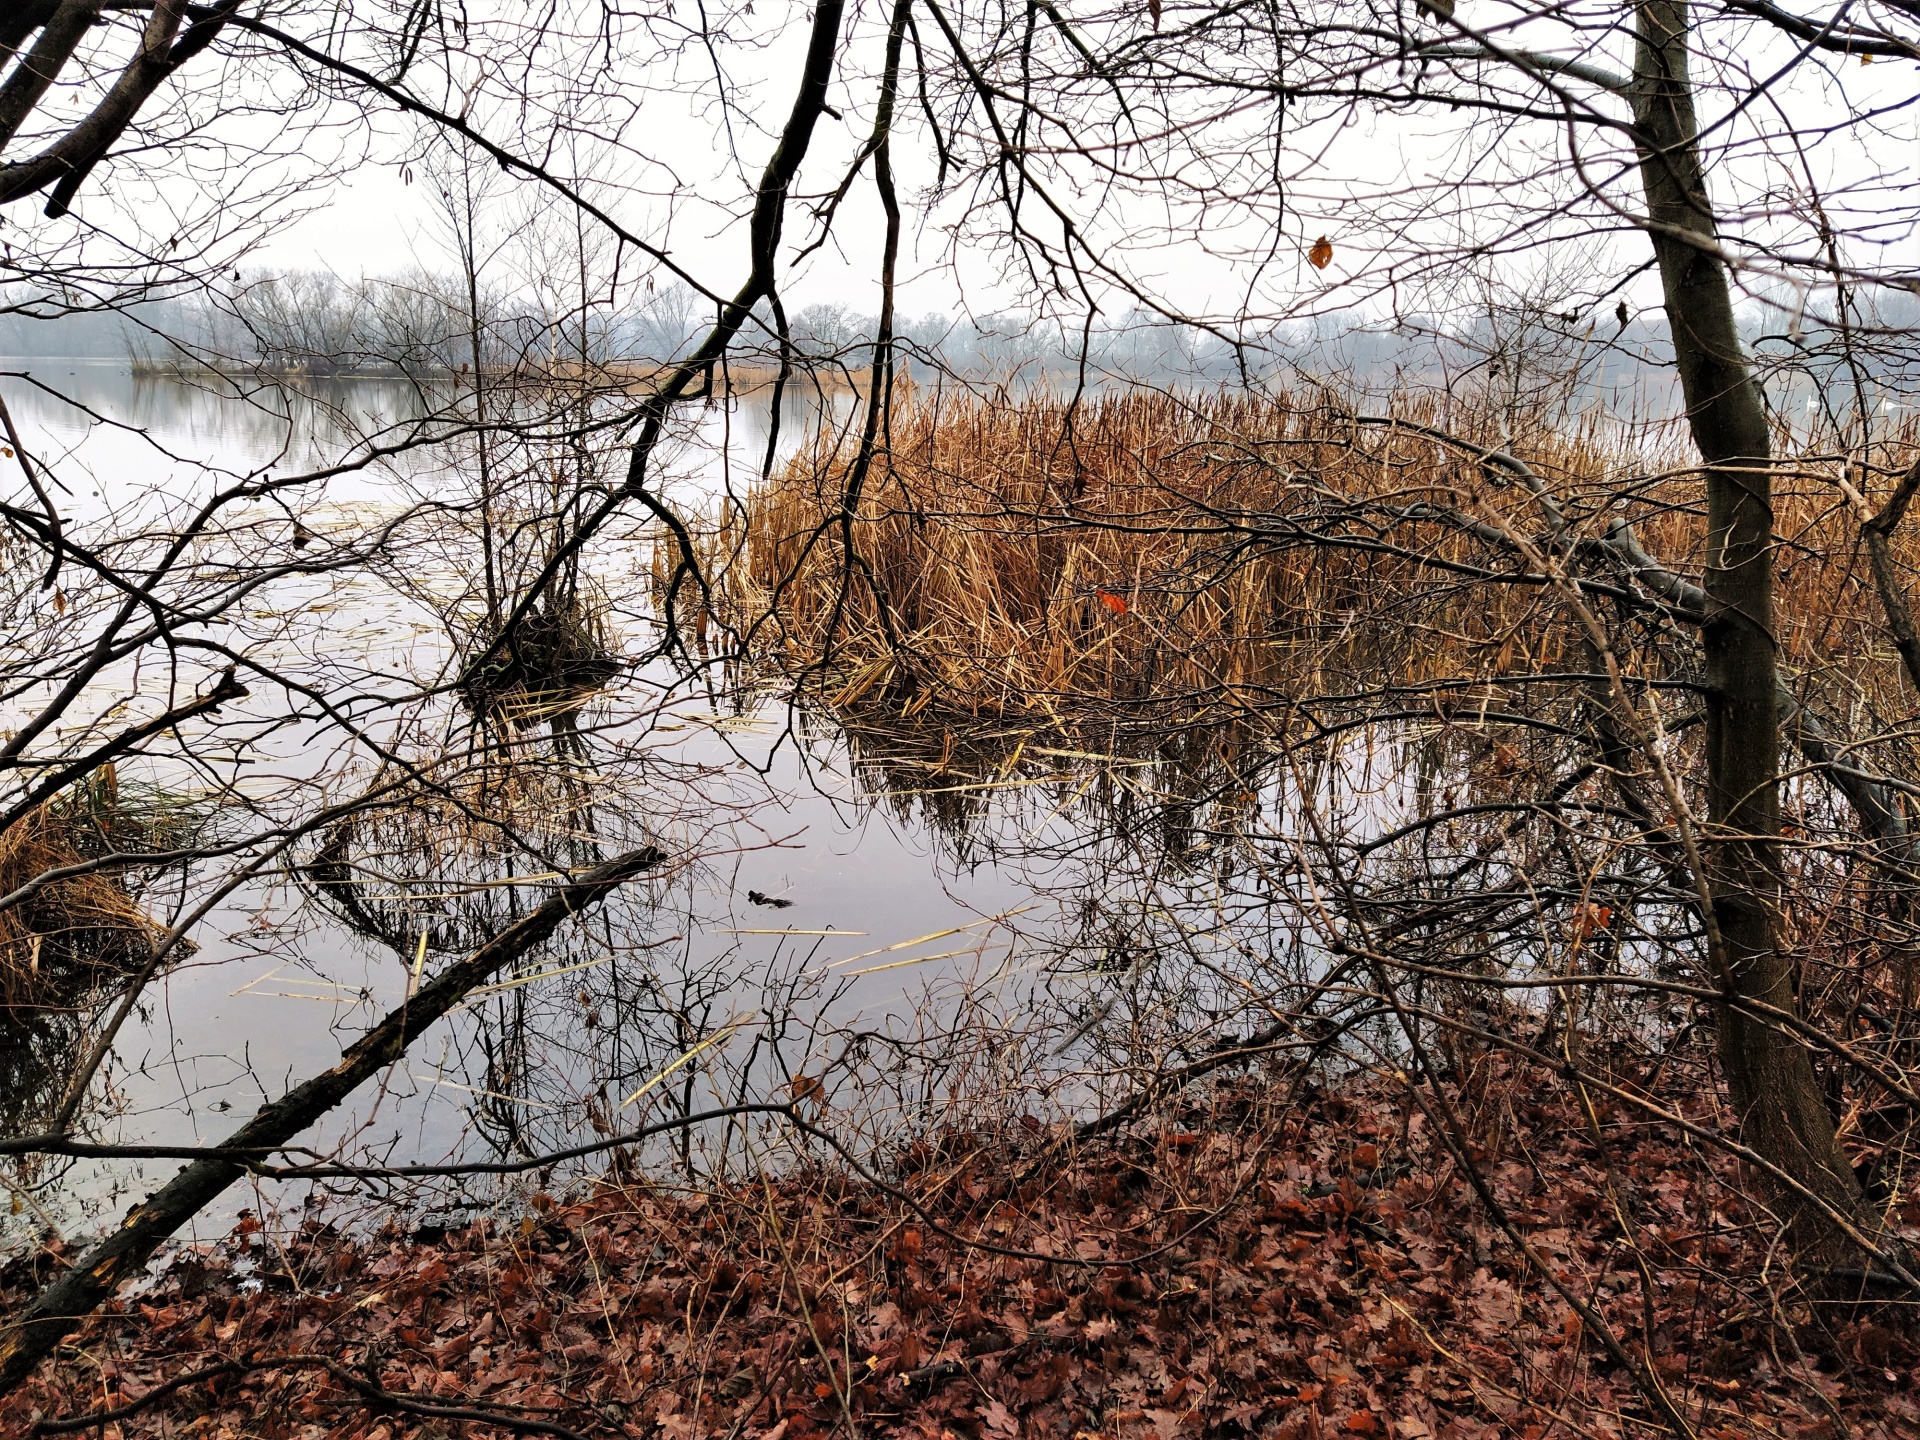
0, 808, 160, 1012
710, 387, 1920, 740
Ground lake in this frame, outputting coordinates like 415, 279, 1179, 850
0, 364, 1333, 1255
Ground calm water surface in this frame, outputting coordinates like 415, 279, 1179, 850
2, 365, 1272, 1256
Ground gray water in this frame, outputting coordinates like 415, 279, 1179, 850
0, 365, 1306, 1257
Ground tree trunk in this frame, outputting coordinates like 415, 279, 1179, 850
1630, 0, 1866, 1266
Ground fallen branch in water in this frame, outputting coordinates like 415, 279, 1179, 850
0, 841, 669, 1398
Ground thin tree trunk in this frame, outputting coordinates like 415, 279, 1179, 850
1631, 0, 1866, 1265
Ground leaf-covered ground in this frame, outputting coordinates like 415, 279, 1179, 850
7, 1058, 1919, 1439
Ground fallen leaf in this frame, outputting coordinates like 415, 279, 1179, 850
789, 1074, 827, 1106
1572, 904, 1613, 942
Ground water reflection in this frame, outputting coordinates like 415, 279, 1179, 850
831, 710, 1272, 871
0, 366, 1448, 1247
0, 363, 848, 510
2, 364, 431, 468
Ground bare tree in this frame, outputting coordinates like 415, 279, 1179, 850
7, 0, 1920, 1418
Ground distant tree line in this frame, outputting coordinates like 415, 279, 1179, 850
5, 276, 1917, 426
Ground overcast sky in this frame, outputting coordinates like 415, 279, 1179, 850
16, 0, 1920, 339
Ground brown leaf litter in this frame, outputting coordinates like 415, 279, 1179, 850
6, 1056, 1919, 1439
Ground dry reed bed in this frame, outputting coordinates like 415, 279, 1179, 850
0, 782, 165, 1013
694, 389, 1920, 743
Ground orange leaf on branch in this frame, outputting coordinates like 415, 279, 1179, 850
1571, 904, 1613, 942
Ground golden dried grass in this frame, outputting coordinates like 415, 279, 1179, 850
704, 387, 1920, 736
0, 803, 161, 1012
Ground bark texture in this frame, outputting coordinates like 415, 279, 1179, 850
1631, 0, 1866, 1262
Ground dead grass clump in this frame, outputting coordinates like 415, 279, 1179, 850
44, 762, 206, 860
0, 793, 166, 1012
455, 595, 622, 727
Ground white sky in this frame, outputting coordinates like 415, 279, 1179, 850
22, 0, 1920, 333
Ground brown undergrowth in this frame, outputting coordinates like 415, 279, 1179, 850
0, 768, 205, 1169
708, 389, 1920, 742
7, 1054, 1918, 1440
0, 768, 176, 1012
